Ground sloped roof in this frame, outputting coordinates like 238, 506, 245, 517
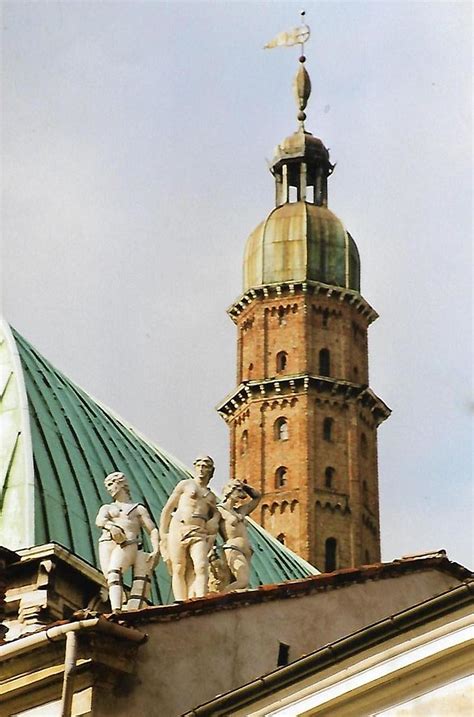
0, 321, 317, 603
184, 579, 474, 716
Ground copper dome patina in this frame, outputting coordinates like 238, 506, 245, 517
270, 130, 333, 179
243, 201, 360, 292
242, 53, 362, 295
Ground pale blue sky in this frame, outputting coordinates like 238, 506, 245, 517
2, 1, 472, 567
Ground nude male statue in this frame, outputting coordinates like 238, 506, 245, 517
96, 471, 160, 612
160, 455, 219, 601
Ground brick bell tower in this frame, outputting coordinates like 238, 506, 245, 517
217, 49, 391, 571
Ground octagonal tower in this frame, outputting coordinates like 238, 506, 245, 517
217, 52, 390, 571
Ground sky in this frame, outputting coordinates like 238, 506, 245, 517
1, 1, 472, 568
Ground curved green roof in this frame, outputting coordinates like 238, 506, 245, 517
0, 321, 317, 604
243, 202, 360, 293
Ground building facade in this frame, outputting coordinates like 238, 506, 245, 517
2, 552, 472, 717
218, 58, 390, 570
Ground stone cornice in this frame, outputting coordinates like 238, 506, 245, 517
227, 281, 378, 325
216, 375, 391, 426
16, 542, 106, 587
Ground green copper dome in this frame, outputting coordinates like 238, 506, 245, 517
0, 321, 317, 604
243, 202, 360, 293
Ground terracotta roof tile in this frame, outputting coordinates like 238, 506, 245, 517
99, 555, 472, 626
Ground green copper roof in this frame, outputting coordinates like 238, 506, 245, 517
0, 321, 317, 604
243, 202, 360, 293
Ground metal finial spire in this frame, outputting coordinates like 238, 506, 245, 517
298, 10, 309, 54
264, 10, 312, 130
293, 10, 311, 130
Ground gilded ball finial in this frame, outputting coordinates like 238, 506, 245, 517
293, 62, 312, 127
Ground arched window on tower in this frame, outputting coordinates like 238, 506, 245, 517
275, 466, 288, 488
277, 533, 286, 545
322, 309, 330, 328
323, 417, 333, 441
276, 351, 288, 373
364, 549, 370, 564
277, 306, 287, 326
240, 430, 248, 455
274, 417, 289, 441
362, 479, 368, 506
325, 537, 337, 572
319, 348, 330, 377
360, 432, 368, 458
324, 466, 335, 489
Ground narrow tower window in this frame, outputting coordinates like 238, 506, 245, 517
275, 466, 287, 488
362, 479, 368, 506
319, 348, 330, 376
323, 417, 333, 441
360, 432, 368, 458
322, 308, 329, 328
324, 467, 335, 488
274, 417, 289, 441
325, 537, 337, 572
365, 550, 370, 564
276, 351, 288, 373
277, 306, 287, 326
240, 430, 248, 455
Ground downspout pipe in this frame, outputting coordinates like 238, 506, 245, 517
0, 616, 146, 717
60, 631, 78, 717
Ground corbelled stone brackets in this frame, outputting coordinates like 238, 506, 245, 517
3, 543, 109, 641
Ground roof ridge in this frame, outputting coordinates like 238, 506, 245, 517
105, 555, 473, 623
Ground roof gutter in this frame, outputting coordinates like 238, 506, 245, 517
1, 616, 146, 717
0, 615, 146, 660
185, 580, 474, 716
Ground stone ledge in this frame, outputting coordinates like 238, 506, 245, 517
217, 375, 391, 425
227, 281, 378, 325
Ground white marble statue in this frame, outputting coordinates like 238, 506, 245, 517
159, 455, 219, 601
215, 479, 261, 592
96, 472, 160, 613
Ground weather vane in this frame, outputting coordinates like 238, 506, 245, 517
264, 10, 312, 131
264, 10, 310, 53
